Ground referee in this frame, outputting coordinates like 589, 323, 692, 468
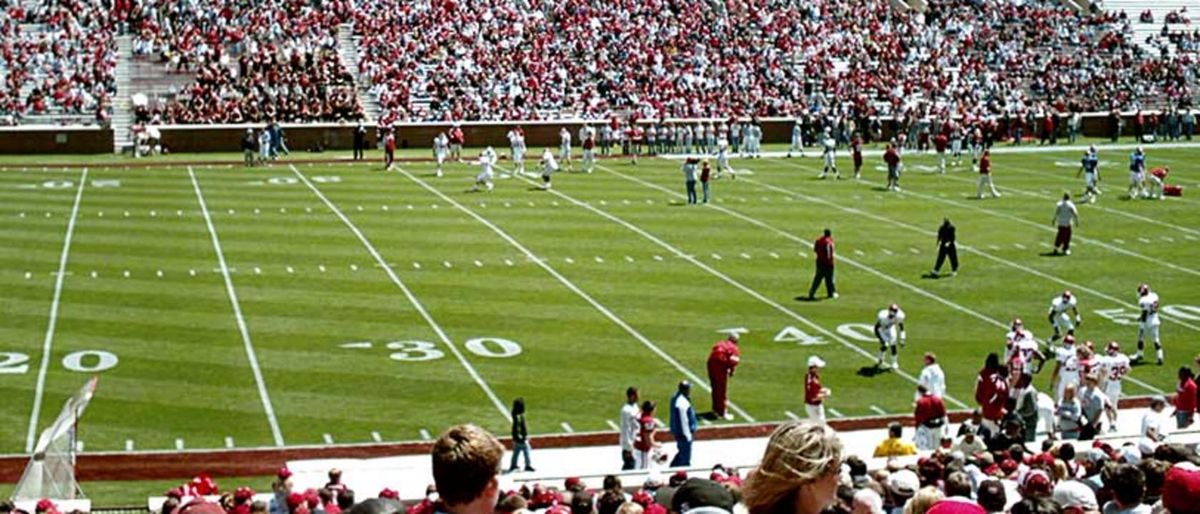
931, 218, 958, 277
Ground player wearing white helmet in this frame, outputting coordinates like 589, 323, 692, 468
470, 146, 498, 192
1076, 146, 1100, 203
819, 128, 839, 180
1049, 335, 1082, 404
1047, 290, 1081, 344
1098, 341, 1131, 427
873, 304, 906, 368
714, 142, 737, 180
539, 147, 559, 190
507, 126, 527, 176
1134, 283, 1163, 365
1005, 318, 1045, 376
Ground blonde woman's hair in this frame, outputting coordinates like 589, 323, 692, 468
902, 487, 944, 514
743, 421, 843, 514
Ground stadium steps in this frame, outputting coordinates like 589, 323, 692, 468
112, 34, 134, 154
337, 23, 380, 122
1104, 0, 1200, 57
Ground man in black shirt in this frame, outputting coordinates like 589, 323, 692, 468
932, 218, 958, 277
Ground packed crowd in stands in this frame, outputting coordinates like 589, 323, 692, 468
0, 0, 116, 125
352, 0, 1197, 125
123, 0, 363, 124
8, 417, 1200, 514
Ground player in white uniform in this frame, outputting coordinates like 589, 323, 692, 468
1005, 318, 1045, 376
539, 148, 559, 190
714, 142, 737, 180
819, 130, 839, 180
787, 118, 805, 158
1049, 335, 1082, 404
507, 127, 527, 176
433, 132, 449, 177
1098, 341, 1131, 425
559, 127, 573, 171
1134, 283, 1163, 365
873, 304, 906, 368
1047, 290, 1081, 344
470, 146, 497, 192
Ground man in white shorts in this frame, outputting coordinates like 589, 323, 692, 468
715, 142, 737, 180
1134, 283, 1163, 365
470, 146, 497, 192
1047, 290, 1081, 344
874, 303, 906, 369
1098, 341, 1131, 426
819, 129, 839, 180
804, 356, 830, 423
1049, 335, 1082, 404
507, 126, 526, 176
559, 127, 573, 171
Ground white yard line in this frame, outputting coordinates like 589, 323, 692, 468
395, 165, 756, 422
25, 168, 87, 453
189, 167, 286, 446
938, 172, 1200, 237
289, 165, 512, 422
508, 165, 964, 408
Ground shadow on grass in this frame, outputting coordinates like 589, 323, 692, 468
857, 366, 888, 377
1039, 251, 1065, 257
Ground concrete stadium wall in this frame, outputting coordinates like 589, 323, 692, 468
0, 126, 113, 154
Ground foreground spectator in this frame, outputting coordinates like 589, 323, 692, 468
431, 424, 503, 514
743, 421, 842, 514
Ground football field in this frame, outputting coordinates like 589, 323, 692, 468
1, 145, 1198, 454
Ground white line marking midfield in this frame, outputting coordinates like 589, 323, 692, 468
291, 165, 512, 422
26, 168, 87, 453
189, 167, 286, 446
397, 165, 756, 422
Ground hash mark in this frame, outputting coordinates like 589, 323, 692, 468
1113, 238, 1126, 244
769, 252, 780, 258
443, 261, 453, 268
908, 248, 920, 254
740, 252, 752, 259
286, 266, 295, 274
625, 256, 635, 262
869, 405, 888, 416
254, 267, 262, 275
319, 265, 327, 272
711, 253, 722, 260
413, 262, 422, 269
594, 256, 605, 263
560, 422, 575, 433
175, 439, 184, 450
784, 411, 801, 421
350, 264, 359, 271
828, 408, 845, 418
371, 431, 382, 443
653, 255, 664, 261
1137, 237, 1151, 244
504, 259, 514, 266
565, 257, 575, 264
125, 440, 134, 451
323, 433, 334, 444
474, 260, 484, 267
606, 420, 620, 431
419, 429, 432, 441
225, 437, 235, 448
853, 249, 865, 256
1014, 243, 1027, 250
881, 249, 894, 256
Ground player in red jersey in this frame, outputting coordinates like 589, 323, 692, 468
448, 124, 465, 162
976, 150, 1000, 198
1148, 166, 1169, 199
633, 400, 661, 469
706, 333, 741, 420
933, 132, 949, 173
913, 384, 947, 450
883, 143, 902, 192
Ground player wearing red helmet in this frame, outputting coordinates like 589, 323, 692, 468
1047, 290, 1081, 344
874, 304, 907, 369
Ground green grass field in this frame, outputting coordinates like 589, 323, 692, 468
2, 143, 1198, 455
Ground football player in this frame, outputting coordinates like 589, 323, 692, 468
1097, 341, 1131, 427
469, 146, 498, 193
819, 128, 839, 180
1005, 318, 1045, 375
1047, 290, 1081, 344
874, 303, 906, 369
1049, 335, 1081, 404
539, 147, 559, 190
1134, 283, 1163, 365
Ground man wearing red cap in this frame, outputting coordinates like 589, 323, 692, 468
805, 356, 830, 423
706, 333, 741, 420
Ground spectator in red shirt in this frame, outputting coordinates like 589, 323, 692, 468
707, 333, 741, 420
806, 229, 837, 301
805, 355, 830, 424
974, 353, 1009, 434
913, 384, 947, 451
1174, 366, 1197, 429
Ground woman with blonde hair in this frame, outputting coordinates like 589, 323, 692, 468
743, 421, 843, 514
903, 487, 944, 514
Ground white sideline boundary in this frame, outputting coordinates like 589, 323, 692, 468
489, 165, 967, 409
395, 166, 756, 423
25, 168, 88, 453
189, 167, 286, 446
656, 141, 1200, 160
599, 163, 1166, 396
288, 165, 512, 423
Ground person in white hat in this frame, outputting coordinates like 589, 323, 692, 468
805, 356, 831, 423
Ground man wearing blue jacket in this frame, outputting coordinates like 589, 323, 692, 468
669, 380, 698, 467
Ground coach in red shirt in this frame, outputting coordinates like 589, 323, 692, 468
914, 384, 947, 450
806, 229, 837, 300
707, 334, 741, 420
